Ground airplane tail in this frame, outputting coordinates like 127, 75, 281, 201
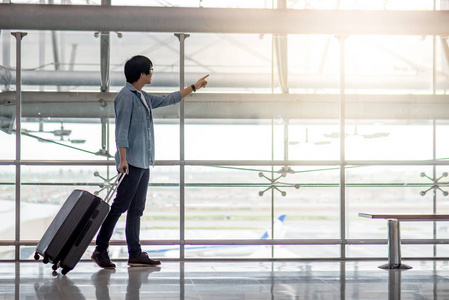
259, 214, 287, 240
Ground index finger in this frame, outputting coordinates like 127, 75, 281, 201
200, 74, 209, 80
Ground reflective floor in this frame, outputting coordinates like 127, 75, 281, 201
1, 260, 449, 299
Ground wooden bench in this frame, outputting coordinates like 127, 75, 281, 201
358, 213, 449, 269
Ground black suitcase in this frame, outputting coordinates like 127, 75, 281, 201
34, 173, 125, 275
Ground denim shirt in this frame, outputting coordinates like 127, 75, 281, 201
114, 82, 182, 169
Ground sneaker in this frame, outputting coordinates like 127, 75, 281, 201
128, 252, 161, 267
91, 251, 116, 269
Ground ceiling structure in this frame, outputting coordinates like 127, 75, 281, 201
1, 3, 449, 122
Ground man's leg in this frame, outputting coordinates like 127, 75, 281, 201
93, 165, 143, 268
126, 168, 161, 266
126, 167, 149, 258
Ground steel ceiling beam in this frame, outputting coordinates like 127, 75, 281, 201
2, 4, 449, 35
0, 70, 445, 90
2, 91, 449, 120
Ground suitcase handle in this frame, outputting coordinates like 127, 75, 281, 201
103, 171, 126, 204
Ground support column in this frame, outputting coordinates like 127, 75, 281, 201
100, 0, 110, 92
175, 32, 190, 260
274, 0, 288, 94
337, 35, 347, 258
12, 31, 27, 262
379, 220, 412, 269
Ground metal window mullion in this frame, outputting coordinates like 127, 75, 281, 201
175, 32, 190, 260
12, 32, 27, 262
339, 35, 347, 259
433, 120, 437, 257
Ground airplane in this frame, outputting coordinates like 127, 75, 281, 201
139, 214, 288, 258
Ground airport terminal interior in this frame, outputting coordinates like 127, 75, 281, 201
2, 0, 449, 299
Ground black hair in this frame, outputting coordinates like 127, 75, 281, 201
124, 55, 153, 84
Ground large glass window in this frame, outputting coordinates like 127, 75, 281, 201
3, 7, 449, 262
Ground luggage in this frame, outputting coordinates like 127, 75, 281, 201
34, 173, 125, 275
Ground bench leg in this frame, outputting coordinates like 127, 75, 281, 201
379, 220, 412, 270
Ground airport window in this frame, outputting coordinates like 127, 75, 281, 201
2, 12, 449, 262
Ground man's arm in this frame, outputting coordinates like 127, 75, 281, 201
150, 74, 209, 108
118, 147, 129, 174
115, 93, 133, 174
180, 74, 209, 98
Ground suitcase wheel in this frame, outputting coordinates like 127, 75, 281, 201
43, 256, 49, 264
52, 264, 58, 271
34, 253, 40, 261
61, 268, 70, 275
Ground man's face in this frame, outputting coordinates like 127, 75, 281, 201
141, 67, 153, 84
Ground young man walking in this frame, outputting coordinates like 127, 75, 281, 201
92, 55, 208, 268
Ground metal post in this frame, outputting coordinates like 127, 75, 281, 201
388, 220, 401, 266
100, 32, 110, 92
175, 32, 190, 260
433, 119, 437, 257
100, 0, 110, 92
379, 220, 411, 269
12, 31, 27, 262
338, 35, 347, 258
271, 118, 275, 258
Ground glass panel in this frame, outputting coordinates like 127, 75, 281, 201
436, 121, 449, 160
184, 244, 271, 259
436, 245, 449, 257
0, 130, 15, 160
275, 178, 340, 239
153, 122, 179, 161
402, 245, 434, 257
111, 32, 179, 92
21, 120, 113, 161
16, 31, 100, 92
275, 245, 340, 258
349, 245, 438, 258
0, 247, 14, 260
185, 182, 271, 241
143, 244, 179, 260
141, 185, 180, 241
345, 121, 433, 160
346, 36, 432, 94
186, 33, 273, 93
346, 245, 387, 258
435, 37, 449, 93
288, 121, 340, 160
185, 121, 274, 160
0, 166, 15, 241
288, 35, 340, 94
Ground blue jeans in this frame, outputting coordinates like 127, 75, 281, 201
95, 164, 149, 258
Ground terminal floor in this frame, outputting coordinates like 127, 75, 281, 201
1, 260, 449, 299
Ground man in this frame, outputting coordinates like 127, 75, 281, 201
91, 55, 208, 268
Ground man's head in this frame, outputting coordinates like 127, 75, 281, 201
124, 55, 153, 84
